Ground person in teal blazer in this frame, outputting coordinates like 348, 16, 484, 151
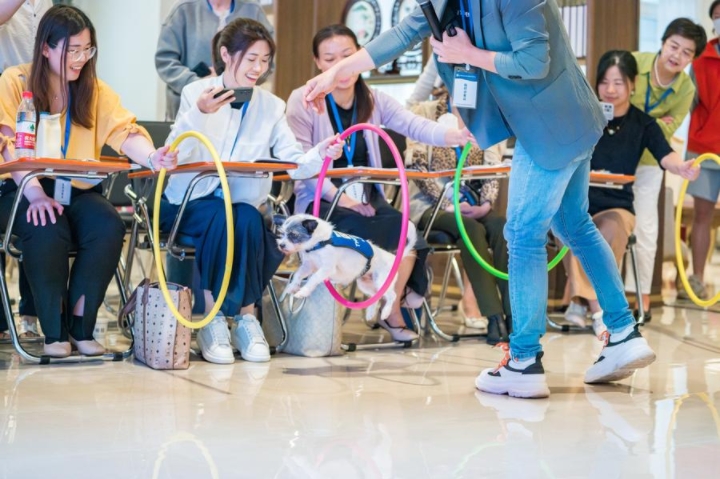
302, 0, 663, 398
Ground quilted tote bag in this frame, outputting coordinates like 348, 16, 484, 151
118, 279, 195, 370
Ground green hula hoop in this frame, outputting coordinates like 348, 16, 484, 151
452, 142, 568, 281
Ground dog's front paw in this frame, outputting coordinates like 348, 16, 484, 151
294, 286, 313, 299
285, 283, 301, 295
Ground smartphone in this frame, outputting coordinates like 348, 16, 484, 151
214, 87, 253, 101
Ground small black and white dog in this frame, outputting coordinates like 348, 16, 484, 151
276, 214, 417, 321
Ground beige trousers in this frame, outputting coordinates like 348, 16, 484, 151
564, 208, 636, 302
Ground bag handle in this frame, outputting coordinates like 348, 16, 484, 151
117, 278, 150, 329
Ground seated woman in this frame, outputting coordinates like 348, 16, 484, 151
287, 24, 471, 342
563, 50, 699, 334
161, 18, 342, 365
406, 87, 511, 345
0, 5, 178, 358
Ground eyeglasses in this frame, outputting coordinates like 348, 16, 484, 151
66, 46, 97, 62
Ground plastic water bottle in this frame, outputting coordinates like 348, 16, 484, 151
15, 91, 36, 160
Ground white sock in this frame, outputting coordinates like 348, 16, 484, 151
611, 324, 635, 341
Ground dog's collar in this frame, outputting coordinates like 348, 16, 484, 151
308, 231, 374, 277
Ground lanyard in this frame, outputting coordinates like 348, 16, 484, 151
327, 94, 358, 166
228, 101, 250, 158
459, 0, 476, 46
61, 89, 71, 159
206, 0, 235, 13
644, 73, 674, 113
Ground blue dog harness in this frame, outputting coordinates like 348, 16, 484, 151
308, 231, 374, 276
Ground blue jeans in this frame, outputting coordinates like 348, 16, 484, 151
504, 142, 635, 360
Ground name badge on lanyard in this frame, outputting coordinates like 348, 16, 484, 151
452, 0, 478, 110
328, 94, 365, 203
54, 93, 72, 206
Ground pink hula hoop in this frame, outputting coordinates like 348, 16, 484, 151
311, 123, 410, 309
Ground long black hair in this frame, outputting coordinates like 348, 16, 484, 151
211, 18, 275, 82
31, 5, 98, 129
595, 50, 638, 94
312, 24, 374, 123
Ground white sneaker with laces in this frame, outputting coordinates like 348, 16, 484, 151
232, 314, 270, 362
196, 314, 234, 364
591, 311, 607, 337
564, 301, 587, 328
584, 325, 656, 384
475, 345, 550, 399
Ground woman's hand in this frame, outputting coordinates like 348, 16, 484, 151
318, 134, 344, 160
674, 160, 700, 181
24, 186, 63, 226
445, 201, 491, 219
149, 145, 178, 171
197, 86, 234, 114
338, 193, 375, 217
444, 127, 475, 148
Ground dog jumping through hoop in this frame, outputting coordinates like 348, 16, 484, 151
275, 214, 417, 320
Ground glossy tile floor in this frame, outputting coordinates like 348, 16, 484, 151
1, 256, 719, 478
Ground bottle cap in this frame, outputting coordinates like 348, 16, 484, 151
22, 91, 33, 100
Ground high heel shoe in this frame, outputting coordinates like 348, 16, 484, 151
458, 302, 488, 330
377, 319, 419, 342
486, 314, 508, 345
70, 336, 106, 356
43, 341, 71, 358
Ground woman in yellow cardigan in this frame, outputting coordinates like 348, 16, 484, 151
0, 5, 177, 357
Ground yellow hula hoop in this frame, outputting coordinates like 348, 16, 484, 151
152, 131, 234, 329
674, 153, 720, 308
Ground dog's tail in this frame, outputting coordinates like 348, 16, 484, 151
402, 222, 418, 258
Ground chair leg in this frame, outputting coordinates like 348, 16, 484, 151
629, 239, 644, 325
266, 280, 288, 354
434, 254, 454, 316
424, 297, 486, 342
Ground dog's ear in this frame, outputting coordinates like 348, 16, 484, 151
301, 219, 319, 235
272, 215, 287, 228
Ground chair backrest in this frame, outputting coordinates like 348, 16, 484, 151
378, 128, 406, 169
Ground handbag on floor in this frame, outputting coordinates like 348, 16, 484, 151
118, 279, 195, 370
262, 274, 344, 357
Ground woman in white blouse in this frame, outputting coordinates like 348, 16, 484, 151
162, 18, 341, 365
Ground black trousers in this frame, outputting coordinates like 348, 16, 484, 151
419, 209, 510, 317
160, 197, 284, 317
309, 195, 431, 297
1, 179, 125, 343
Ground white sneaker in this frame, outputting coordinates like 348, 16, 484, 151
196, 314, 235, 364
584, 325, 656, 384
232, 314, 271, 363
564, 301, 587, 328
591, 311, 607, 337
475, 345, 550, 399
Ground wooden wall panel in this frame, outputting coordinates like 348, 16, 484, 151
586, 0, 640, 87
274, 0, 346, 102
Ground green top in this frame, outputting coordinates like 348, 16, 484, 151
630, 52, 695, 167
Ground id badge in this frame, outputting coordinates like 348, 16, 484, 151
600, 102, 615, 121
345, 182, 365, 203
453, 67, 478, 110
54, 178, 72, 206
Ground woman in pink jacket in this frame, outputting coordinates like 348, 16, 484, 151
287, 24, 471, 342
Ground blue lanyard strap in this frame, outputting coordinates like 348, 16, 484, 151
61, 89, 71, 159
459, 0, 476, 45
228, 101, 250, 158
644, 73, 674, 113
327, 94, 358, 167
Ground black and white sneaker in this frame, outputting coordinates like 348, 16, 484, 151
584, 325, 656, 384
475, 345, 550, 399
